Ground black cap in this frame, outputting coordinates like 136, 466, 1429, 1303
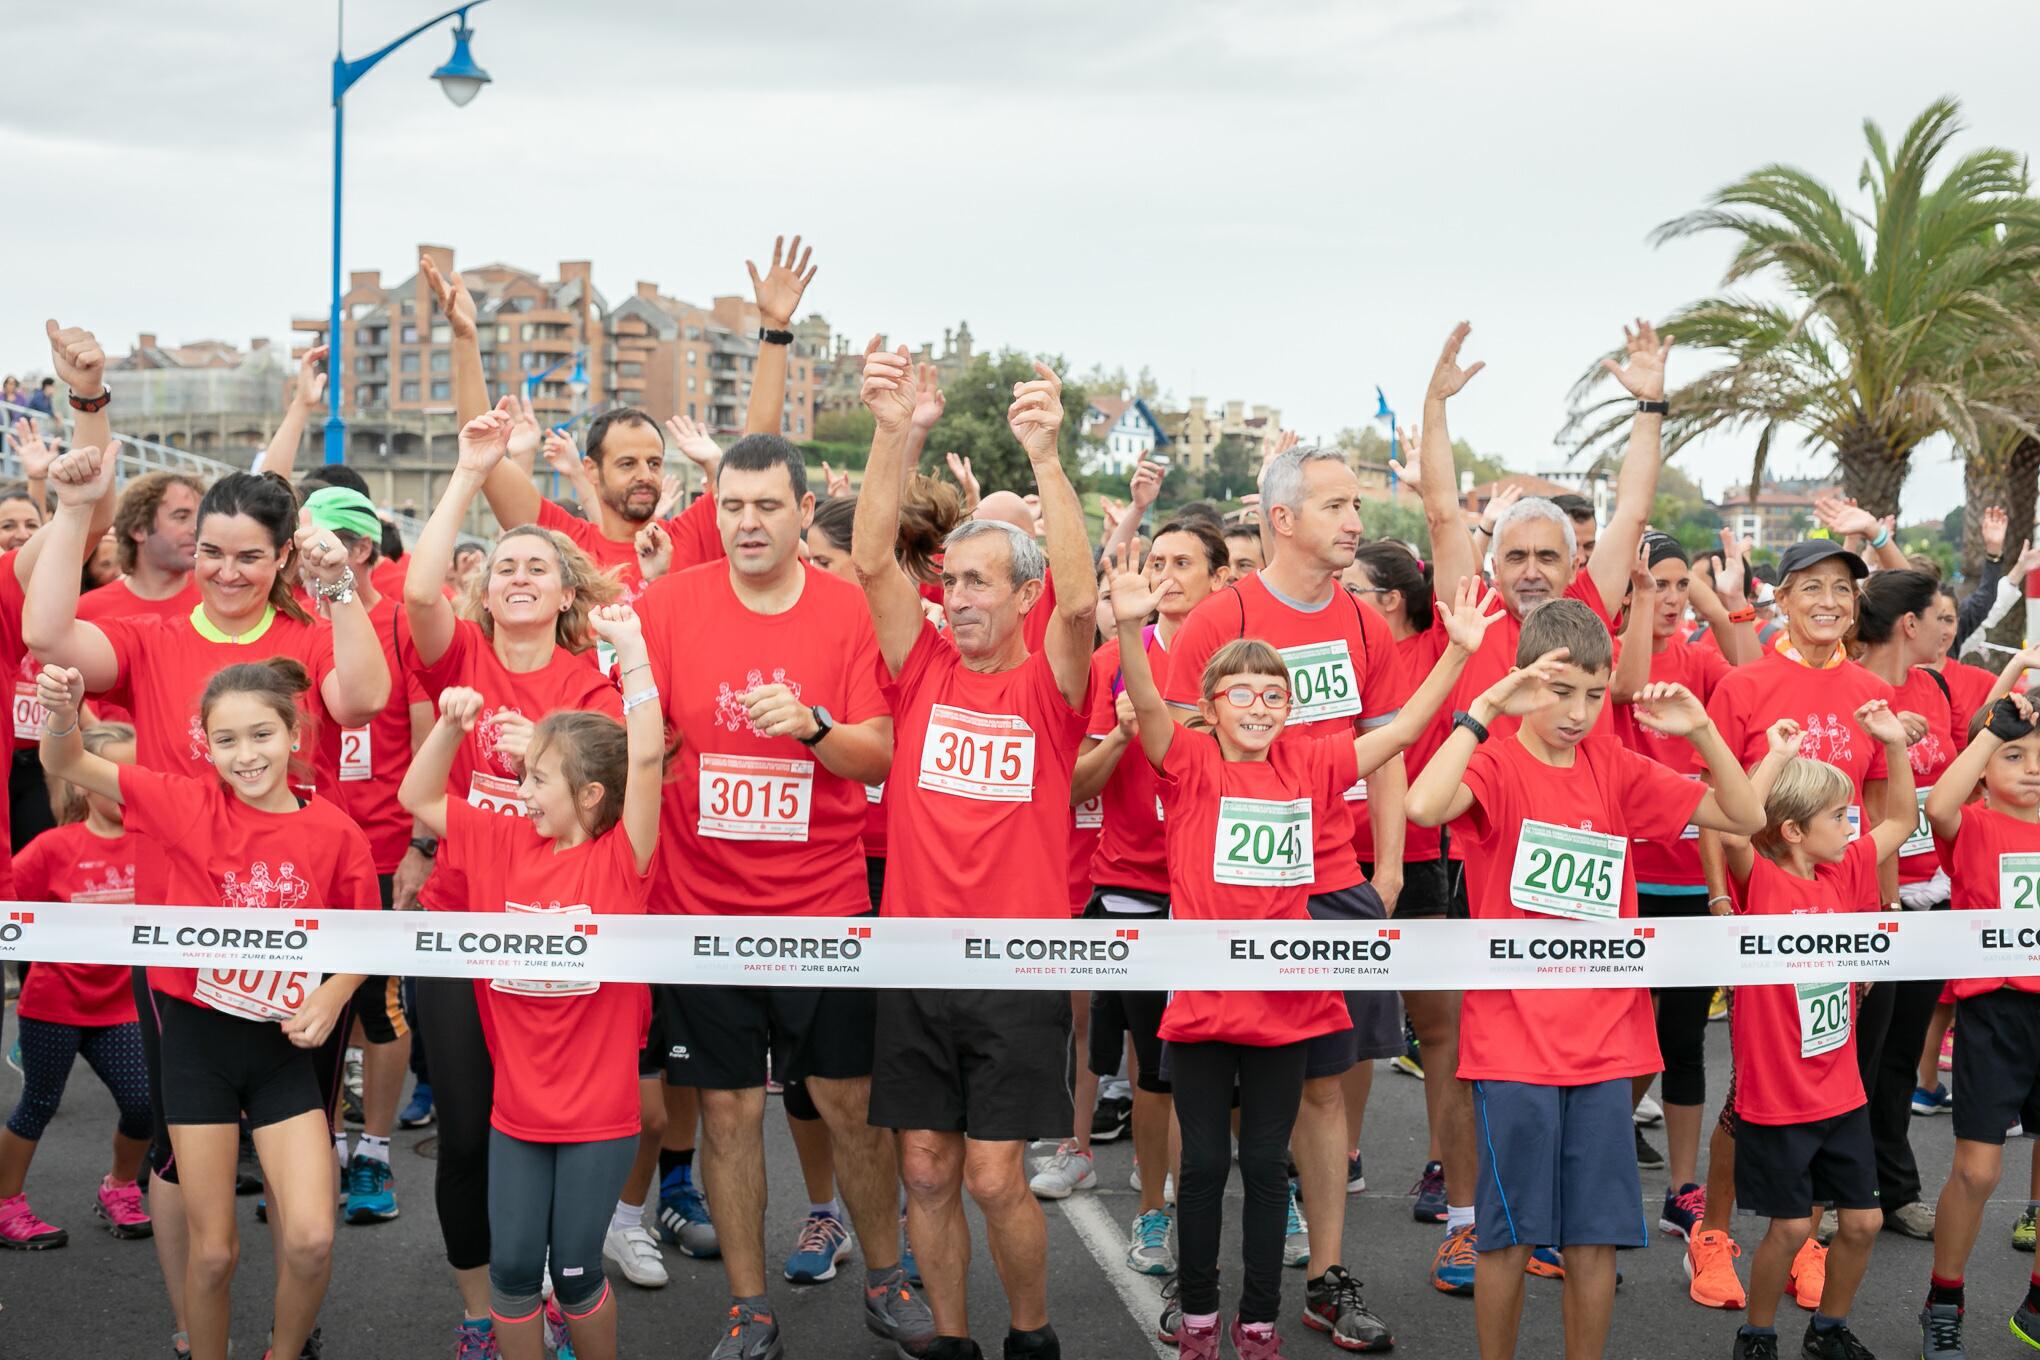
1776, 539, 1869, 581
1642, 531, 1688, 567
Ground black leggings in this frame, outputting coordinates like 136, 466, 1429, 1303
1639, 889, 1711, 1107
1856, 975, 1938, 1209
6, 1016, 152, 1141
417, 976, 494, 1271
1171, 1038, 1309, 1324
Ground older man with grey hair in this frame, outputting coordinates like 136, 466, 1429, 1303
851, 339, 1096, 1360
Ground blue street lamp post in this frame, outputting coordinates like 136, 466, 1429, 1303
324, 0, 494, 464
1374, 386, 1398, 494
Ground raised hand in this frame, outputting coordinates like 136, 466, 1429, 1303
861, 337, 917, 432
586, 602, 643, 648
7, 418, 55, 481
1426, 322, 1486, 404
1113, 690, 1138, 738
1854, 698, 1906, 746
662, 414, 722, 475
1629, 547, 1657, 601
419, 255, 477, 340
1631, 682, 1710, 737
1982, 505, 2009, 559
45, 319, 107, 397
491, 711, 534, 769
1128, 457, 1163, 512
1714, 528, 1750, 604
1261, 429, 1300, 471
48, 441, 120, 509
1098, 496, 1125, 538
456, 409, 513, 476
1477, 483, 1524, 535
822, 461, 851, 498
944, 451, 979, 508
635, 522, 673, 580
911, 363, 946, 432
437, 686, 485, 731
1764, 717, 1804, 757
35, 664, 84, 722
540, 428, 581, 476
746, 234, 817, 328
505, 392, 542, 464
1480, 647, 1571, 717
294, 509, 352, 588
1812, 493, 1879, 541
1440, 577, 1503, 651
2014, 540, 2040, 579
1108, 538, 1164, 621
1600, 318, 1673, 401
655, 473, 684, 520
1007, 363, 1065, 464
1387, 424, 1422, 488
292, 344, 330, 409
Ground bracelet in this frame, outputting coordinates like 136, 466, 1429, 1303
622, 686, 660, 715
1473, 523, 1493, 537
621, 663, 651, 678
1868, 524, 1892, 549
1724, 606, 1756, 625
43, 715, 77, 738
1707, 895, 1732, 908
757, 327, 794, 346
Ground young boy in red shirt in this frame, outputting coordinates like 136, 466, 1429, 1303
1408, 598, 1764, 1360
1721, 705, 1915, 1360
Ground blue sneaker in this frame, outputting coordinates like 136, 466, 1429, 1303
398, 1081, 435, 1129
1430, 1224, 1476, 1295
1912, 1083, 1954, 1116
1659, 1183, 1704, 1240
1526, 1247, 1621, 1287
784, 1209, 854, 1283
543, 1296, 575, 1358
343, 1154, 398, 1224
453, 1318, 499, 1358
4, 1037, 19, 1076
1411, 1161, 1447, 1224
656, 1170, 720, 1259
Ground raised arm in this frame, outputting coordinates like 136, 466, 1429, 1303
400, 687, 480, 838
1104, 558, 1176, 769
295, 511, 390, 725
1611, 555, 1656, 703
1011, 363, 1098, 708
590, 605, 663, 874
255, 345, 328, 480
1926, 696, 2026, 838
1855, 700, 1917, 863
1721, 718, 1801, 886
744, 235, 817, 436
1977, 645, 2040, 714
406, 409, 511, 666
1633, 683, 1764, 835
1407, 648, 1571, 826
539, 425, 601, 515
1097, 457, 1162, 569
1695, 532, 1761, 665
1811, 494, 1906, 573
1417, 323, 1486, 598
1353, 578, 1499, 773
1586, 321, 1672, 606
44, 320, 112, 478
851, 341, 929, 674
34, 665, 120, 802
22, 445, 121, 689
421, 255, 533, 534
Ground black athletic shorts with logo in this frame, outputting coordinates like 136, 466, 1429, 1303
1952, 987, 2040, 1145
666, 983, 877, 1090
1084, 887, 1170, 1093
158, 996, 328, 1130
1733, 1105, 1878, 1218
1303, 882, 1402, 1079
870, 988, 1074, 1141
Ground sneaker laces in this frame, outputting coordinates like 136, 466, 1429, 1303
1824, 1324, 1873, 1360
1924, 1307, 1963, 1352
1670, 1184, 1706, 1218
794, 1212, 845, 1256
104, 1178, 147, 1219
1316, 1264, 1369, 1314
1409, 1163, 1445, 1197
1285, 1187, 1307, 1235
1440, 1224, 1477, 1268
1135, 1210, 1171, 1252
0, 1195, 55, 1238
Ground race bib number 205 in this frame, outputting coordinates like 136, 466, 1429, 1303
918, 704, 1035, 803
2001, 853, 2040, 910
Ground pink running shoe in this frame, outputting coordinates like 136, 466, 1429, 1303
0, 1192, 67, 1249
96, 1176, 153, 1239
1230, 1316, 1289, 1358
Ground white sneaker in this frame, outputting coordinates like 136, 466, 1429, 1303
603, 1221, 670, 1288
1633, 1095, 1663, 1127
1028, 1142, 1097, 1200
1282, 1182, 1309, 1267
1128, 1162, 1175, 1200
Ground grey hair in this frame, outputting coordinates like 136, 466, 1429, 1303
1492, 496, 1576, 559
943, 519, 1047, 587
1258, 447, 1350, 515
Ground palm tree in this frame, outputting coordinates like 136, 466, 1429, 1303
1563, 98, 2040, 519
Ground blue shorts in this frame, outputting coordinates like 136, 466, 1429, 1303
1472, 1077, 1647, 1251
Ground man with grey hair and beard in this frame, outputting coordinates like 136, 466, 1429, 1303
852, 338, 1097, 1360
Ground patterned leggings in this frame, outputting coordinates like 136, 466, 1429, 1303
5, 1016, 152, 1142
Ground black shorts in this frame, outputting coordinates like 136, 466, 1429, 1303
666, 983, 876, 1090
133, 969, 176, 1184
1733, 1106, 1878, 1219
1373, 855, 1465, 922
350, 875, 407, 1044
641, 983, 676, 1078
1303, 883, 1400, 1078
866, 856, 886, 913
1084, 888, 1170, 1092
1952, 988, 2040, 1145
870, 988, 1073, 1141
158, 996, 326, 1130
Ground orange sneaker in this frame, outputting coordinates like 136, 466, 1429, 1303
1789, 1236, 1827, 1310
1686, 1228, 1747, 1309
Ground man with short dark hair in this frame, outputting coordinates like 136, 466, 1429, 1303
1551, 492, 1598, 573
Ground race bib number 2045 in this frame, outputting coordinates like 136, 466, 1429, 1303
1509, 820, 1625, 921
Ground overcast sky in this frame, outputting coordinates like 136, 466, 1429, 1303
6, 0, 2036, 521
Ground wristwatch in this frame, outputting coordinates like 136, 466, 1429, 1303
799, 705, 835, 746
409, 836, 439, 859
1451, 710, 1491, 744
1636, 398, 1670, 415
67, 386, 111, 414
758, 326, 794, 346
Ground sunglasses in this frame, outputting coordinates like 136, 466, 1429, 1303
1219, 685, 1291, 710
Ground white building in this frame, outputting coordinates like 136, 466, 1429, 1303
1082, 390, 1172, 476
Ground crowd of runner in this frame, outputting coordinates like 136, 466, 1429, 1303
2, 240, 2040, 1360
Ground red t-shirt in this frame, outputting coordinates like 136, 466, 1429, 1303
70, 576, 203, 730
1156, 730, 1357, 1047
312, 597, 426, 874
1939, 659, 1998, 746
412, 619, 620, 911
1067, 808, 1100, 917
536, 495, 721, 606
1894, 667, 1957, 884
880, 623, 1090, 918
1453, 733, 1705, 1084
1086, 635, 1169, 896
862, 778, 887, 859
0, 551, 30, 897
13, 821, 138, 1026
1163, 574, 1410, 895
1352, 611, 1451, 863
1730, 837, 1879, 1124
370, 555, 405, 600
443, 800, 650, 1142
1946, 803, 2040, 999
118, 765, 377, 1008
639, 562, 889, 917
1023, 569, 1058, 655
1706, 649, 1895, 841
1618, 637, 1734, 889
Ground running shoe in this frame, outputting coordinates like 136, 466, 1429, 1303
709, 1302, 784, 1360
604, 1218, 670, 1288
1709, 987, 1728, 1021
1885, 1199, 1936, 1240
1430, 1223, 1476, 1295
900, 1210, 922, 1286
1091, 1094, 1132, 1143
453, 1319, 500, 1359
1127, 1162, 1174, 1200
1410, 1161, 1447, 1224
1525, 1246, 1566, 1279
656, 1173, 720, 1259
343, 1154, 398, 1224
2013, 1296, 2040, 1349
2016, 1205, 2037, 1251
1730, 1328, 1779, 1360
1300, 1264, 1393, 1352
1127, 1208, 1175, 1275
1283, 1183, 1309, 1268
399, 1080, 436, 1129
1913, 1083, 1954, 1116
1347, 1152, 1366, 1194
0, 1193, 66, 1249
783, 1210, 853, 1284
1156, 1274, 1182, 1345
1027, 1142, 1096, 1200
1389, 1031, 1423, 1080
1686, 1228, 1746, 1309
1175, 1315, 1219, 1360
1228, 1317, 1287, 1360
1659, 1183, 1705, 1240
1939, 1027, 1954, 1071
4, 1037, 18, 1075
862, 1264, 936, 1353
543, 1297, 575, 1358
1799, 1318, 1874, 1360
1633, 1094, 1664, 1126
1788, 1237, 1826, 1310
1816, 1207, 1838, 1244
1634, 1125, 1665, 1169
96, 1175, 152, 1239
172, 1331, 192, 1360
1918, 1302, 1964, 1360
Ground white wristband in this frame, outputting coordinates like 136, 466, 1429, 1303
622, 686, 659, 715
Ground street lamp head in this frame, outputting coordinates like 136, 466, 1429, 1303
431, 21, 490, 107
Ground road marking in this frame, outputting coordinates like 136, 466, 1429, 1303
1056, 1191, 1174, 1360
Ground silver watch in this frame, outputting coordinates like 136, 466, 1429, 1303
316, 565, 357, 606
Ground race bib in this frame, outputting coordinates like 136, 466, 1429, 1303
865, 781, 885, 805
1899, 787, 1934, 859
1213, 797, 1313, 886
467, 771, 525, 817
339, 727, 373, 782
2000, 853, 2040, 910
1075, 795, 1104, 831
193, 968, 317, 1022
1680, 772, 1702, 841
489, 901, 599, 997
1279, 641, 1360, 726
1509, 821, 1626, 921
697, 754, 814, 843
918, 705, 1035, 803
1796, 981, 1852, 1058
12, 681, 44, 742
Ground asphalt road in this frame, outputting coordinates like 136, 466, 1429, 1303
4, 1005, 2039, 1359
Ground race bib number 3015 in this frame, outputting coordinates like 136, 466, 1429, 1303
1278, 641, 1360, 726
194, 969, 317, 1022
1509, 821, 1625, 921
1213, 797, 1313, 886
698, 754, 815, 843
918, 705, 1035, 802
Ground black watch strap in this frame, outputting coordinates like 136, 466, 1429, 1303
1451, 709, 1491, 744
1636, 398, 1669, 415
758, 327, 794, 346
409, 836, 439, 858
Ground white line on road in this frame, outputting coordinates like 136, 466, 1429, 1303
1056, 1191, 1174, 1360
